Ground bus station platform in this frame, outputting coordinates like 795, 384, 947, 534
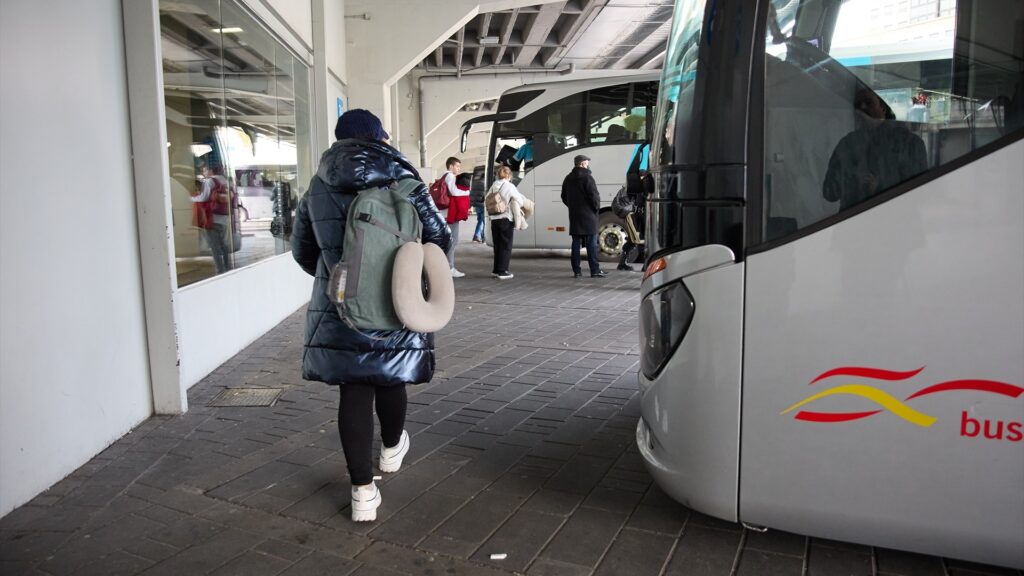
1, 243, 1017, 576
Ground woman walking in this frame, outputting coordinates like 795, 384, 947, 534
291, 109, 451, 522
487, 165, 527, 280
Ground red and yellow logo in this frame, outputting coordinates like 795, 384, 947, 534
781, 366, 1024, 435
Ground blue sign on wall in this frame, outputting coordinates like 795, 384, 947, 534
336, 97, 344, 119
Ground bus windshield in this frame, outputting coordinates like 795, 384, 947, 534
651, 0, 708, 170
492, 80, 657, 184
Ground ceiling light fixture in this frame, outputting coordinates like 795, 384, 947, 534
478, 36, 500, 45
212, 27, 244, 34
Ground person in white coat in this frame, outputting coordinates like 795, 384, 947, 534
487, 165, 527, 280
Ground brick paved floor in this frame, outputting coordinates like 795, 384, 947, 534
1, 242, 1019, 576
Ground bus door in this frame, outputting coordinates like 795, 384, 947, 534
739, 0, 1024, 566
531, 151, 567, 249
638, 0, 750, 522
462, 113, 541, 247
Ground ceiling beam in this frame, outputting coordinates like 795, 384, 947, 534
612, 16, 672, 69
638, 50, 666, 70
434, 45, 443, 68
474, 12, 493, 67
542, 0, 607, 67
492, 8, 519, 66
514, 2, 565, 67
455, 27, 466, 74
175, 13, 268, 73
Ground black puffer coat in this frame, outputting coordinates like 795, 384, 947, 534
560, 166, 601, 235
291, 139, 452, 386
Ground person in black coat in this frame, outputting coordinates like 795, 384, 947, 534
560, 154, 607, 278
291, 109, 451, 522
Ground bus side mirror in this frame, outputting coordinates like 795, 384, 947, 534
460, 124, 470, 153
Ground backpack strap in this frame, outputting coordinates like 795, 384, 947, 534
354, 212, 418, 243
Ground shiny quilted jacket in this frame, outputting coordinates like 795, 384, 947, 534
291, 139, 452, 386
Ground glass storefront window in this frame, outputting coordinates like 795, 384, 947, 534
161, 0, 312, 287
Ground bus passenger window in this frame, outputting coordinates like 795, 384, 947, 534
586, 84, 632, 144
760, 0, 1024, 243
821, 89, 928, 211
495, 92, 584, 165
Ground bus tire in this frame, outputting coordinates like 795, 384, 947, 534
596, 210, 627, 262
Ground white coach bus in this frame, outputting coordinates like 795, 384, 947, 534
460, 73, 658, 260
637, 0, 1023, 568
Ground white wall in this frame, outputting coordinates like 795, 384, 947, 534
325, 0, 347, 84
258, 0, 314, 50
0, 0, 153, 516
328, 74, 347, 137
324, 0, 348, 145
177, 254, 313, 387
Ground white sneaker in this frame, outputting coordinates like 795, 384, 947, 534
451, 268, 466, 278
351, 481, 381, 522
495, 272, 514, 280
379, 430, 409, 473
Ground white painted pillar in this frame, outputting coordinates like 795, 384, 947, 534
313, 0, 331, 152
121, 0, 186, 414
321, 0, 350, 149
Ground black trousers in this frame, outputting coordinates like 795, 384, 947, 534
570, 234, 601, 275
491, 218, 514, 274
338, 383, 407, 485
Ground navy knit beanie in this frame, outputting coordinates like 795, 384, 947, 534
334, 109, 390, 141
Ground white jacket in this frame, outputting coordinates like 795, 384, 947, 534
487, 178, 526, 221
509, 197, 534, 230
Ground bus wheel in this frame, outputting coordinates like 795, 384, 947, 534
596, 211, 627, 262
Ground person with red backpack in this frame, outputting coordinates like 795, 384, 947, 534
438, 156, 470, 277
191, 163, 233, 274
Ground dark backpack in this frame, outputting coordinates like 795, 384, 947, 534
611, 186, 634, 219
428, 176, 451, 209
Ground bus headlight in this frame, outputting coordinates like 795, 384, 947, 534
640, 281, 695, 379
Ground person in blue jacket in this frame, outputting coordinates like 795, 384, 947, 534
291, 109, 451, 522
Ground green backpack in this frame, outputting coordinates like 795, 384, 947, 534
327, 178, 422, 331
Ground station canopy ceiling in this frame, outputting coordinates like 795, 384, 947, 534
158, 0, 676, 137
418, 0, 675, 73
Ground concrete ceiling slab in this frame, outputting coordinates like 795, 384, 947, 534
418, 0, 674, 72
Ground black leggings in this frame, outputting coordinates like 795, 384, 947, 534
338, 383, 407, 485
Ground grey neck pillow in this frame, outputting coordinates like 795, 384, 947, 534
392, 242, 454, 333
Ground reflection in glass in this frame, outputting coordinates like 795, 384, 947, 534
761, 0, 1024, 242
160, 0, 312, 287
586, 84, 632, 143
494, 93, 585, 171
651, 0, 709, 171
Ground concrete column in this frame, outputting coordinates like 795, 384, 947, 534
323, 0, 349, 149
122, 0, 186, 414
312, 0, 330, 152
